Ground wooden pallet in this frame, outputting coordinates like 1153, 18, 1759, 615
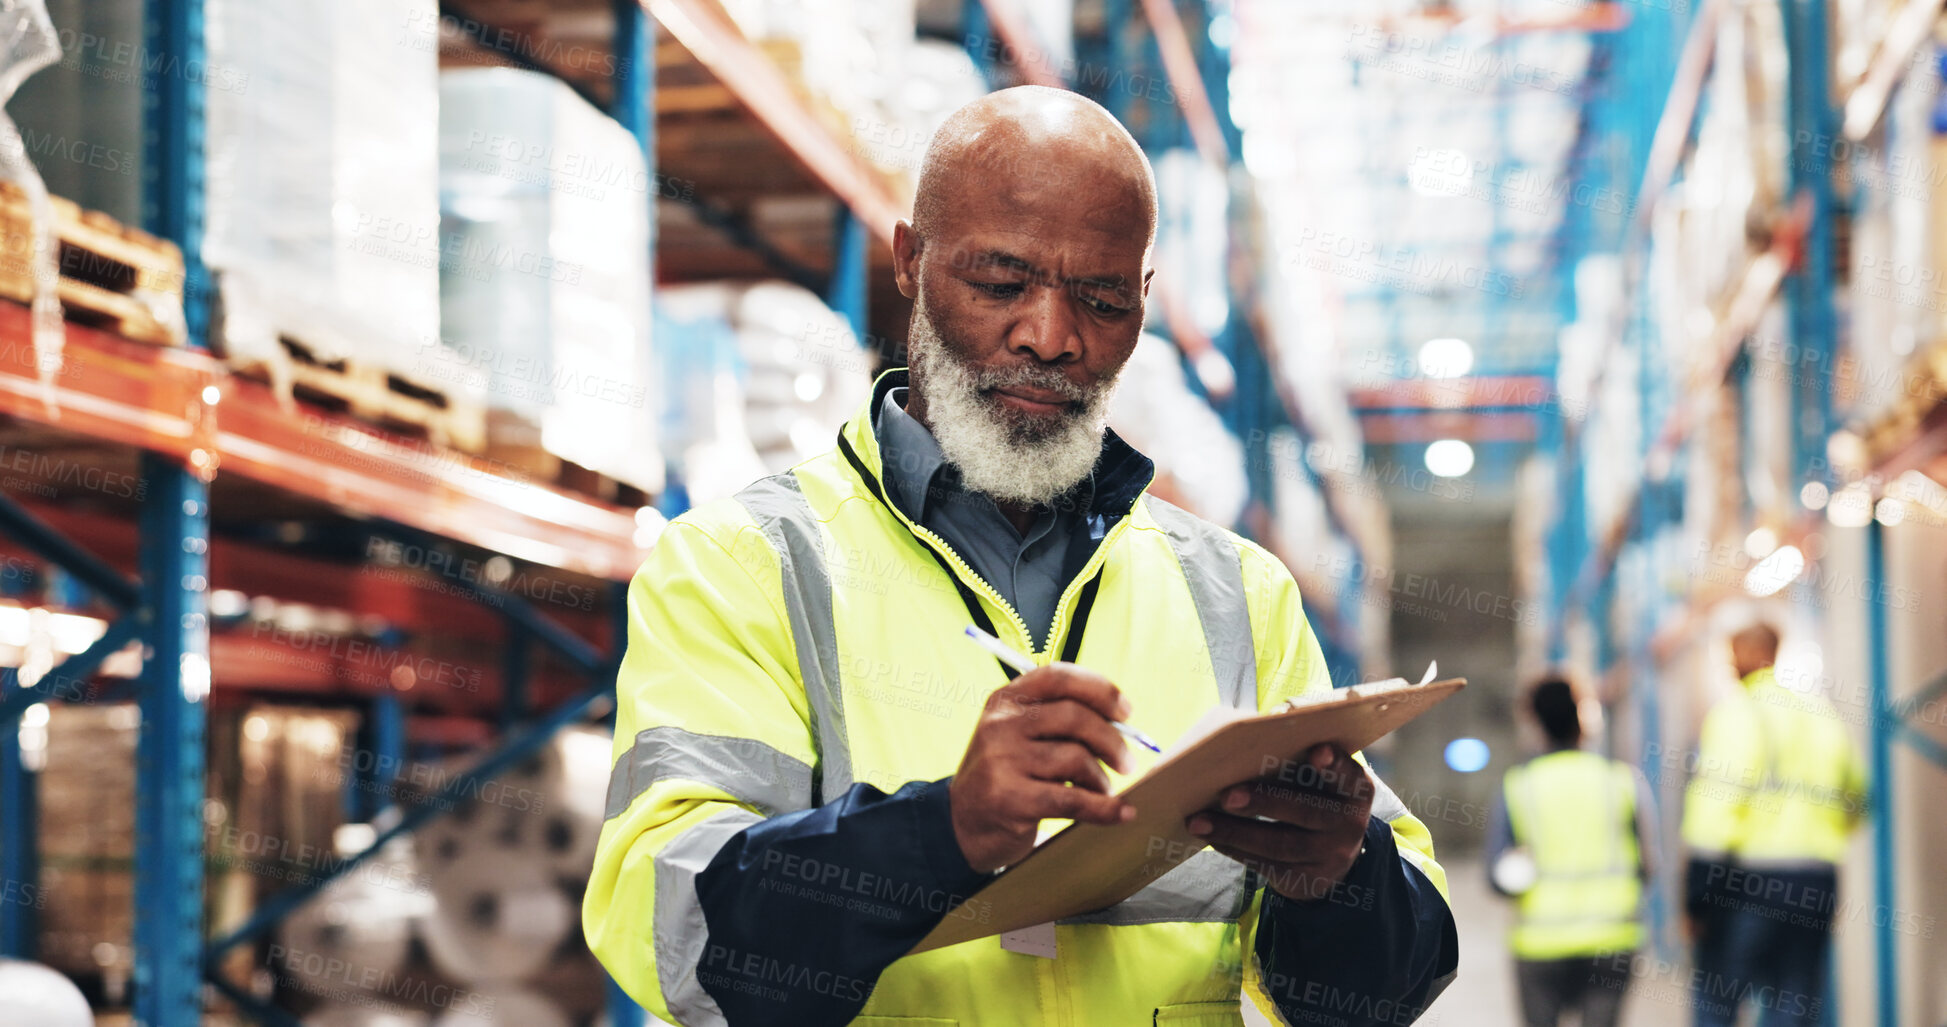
485, 409, 651, 506
0, 180, 187, 346
232, 333, 489, 453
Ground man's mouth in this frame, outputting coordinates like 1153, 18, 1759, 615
988, 385, 1074, 416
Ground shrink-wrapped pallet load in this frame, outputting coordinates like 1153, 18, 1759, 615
205, 0, 445, 409
435, 68, 661, 493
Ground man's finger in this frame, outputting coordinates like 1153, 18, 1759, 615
1003, 663, 1131, 724
1299, 744, 1376, 801
1218, 778, 1369, 831
1021, 739, 1114, 794
1184, 811, 1326, 866
1022, 781, 1132, 826
1024, 699, 1132, 774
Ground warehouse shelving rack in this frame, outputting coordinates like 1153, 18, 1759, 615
1542, 3, 1947, 1022
0, 0, 916, 1024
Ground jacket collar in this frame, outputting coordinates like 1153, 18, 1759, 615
837, 368, 1155, 520
1739, 666, 1776, 691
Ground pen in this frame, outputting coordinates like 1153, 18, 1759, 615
962, 625, 1164, 754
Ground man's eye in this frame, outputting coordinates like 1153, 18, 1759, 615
974, 281, 1025, 299
1085, 296, 1133, 316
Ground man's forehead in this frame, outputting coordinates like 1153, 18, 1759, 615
948, 241, 1143, 286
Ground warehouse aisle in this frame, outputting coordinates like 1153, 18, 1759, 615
1431, 855, 1665, 1027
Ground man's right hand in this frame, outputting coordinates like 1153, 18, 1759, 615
948, 664, 1137, 873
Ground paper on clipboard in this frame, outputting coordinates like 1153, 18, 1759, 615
912, 669, 1464, 954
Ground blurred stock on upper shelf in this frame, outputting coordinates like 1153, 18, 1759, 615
1, 0, 1947, 1024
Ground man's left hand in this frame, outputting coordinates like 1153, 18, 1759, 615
1186, 743, 1374, 903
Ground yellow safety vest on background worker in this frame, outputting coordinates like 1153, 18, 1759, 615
1503, 751, 1643, 959
585, 375, 1451, 1026
1680, 667, 1866, 868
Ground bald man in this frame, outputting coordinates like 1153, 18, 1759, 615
587, 88, 1458, 1026
1682, 623, 1865, 1027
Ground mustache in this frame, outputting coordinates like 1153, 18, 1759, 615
967, 362, 1094, 404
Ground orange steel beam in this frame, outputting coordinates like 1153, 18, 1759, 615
1358, 411, 1539, 445
976, 0, 1067, 87
1138, 0, 1230, 166
1349, 375, 1556, 411
646, 0, 907, 244
1842, 0, 1947, 140
1636, 0, 1724, 227
0, 304, 648, 581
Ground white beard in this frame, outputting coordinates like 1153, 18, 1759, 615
906, 294, 1120, 507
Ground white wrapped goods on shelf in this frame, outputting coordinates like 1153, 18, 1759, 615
410, 727, 611, 984
1154, 150, 1233, 340
274, 841, 428, 998
416, 865, 574, 985
435, 68, 662, 493
659, 281, 873, 503
304, 1004, 431, 1027
205, 0, 442, 375
429, 989, 573, 1027
412, 727, 606, 885
1108, 332, 1248, 526
854, 38, 988, 188
539, 726, 612, 881
0, 958, 93, 1027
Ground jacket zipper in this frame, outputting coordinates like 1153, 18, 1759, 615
881, 493, 1139, 662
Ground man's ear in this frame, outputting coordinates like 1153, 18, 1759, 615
893, 220, 922, 299
1141, 267, 1155, 296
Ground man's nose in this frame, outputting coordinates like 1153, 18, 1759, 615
1005, 283, 1082, 364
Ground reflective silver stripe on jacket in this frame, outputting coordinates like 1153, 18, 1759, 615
1370, 772, 1409, 826
605, 725, 815, 821
1058, 849, 1248, 926
725, 481, 1266, 926
735, 473, 853, 799
654, 810, 761, 1027
1145, 497, 1259, 710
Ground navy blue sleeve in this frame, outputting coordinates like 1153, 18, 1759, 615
1254, 816, 1459, 1026
692, 777, 992, 1026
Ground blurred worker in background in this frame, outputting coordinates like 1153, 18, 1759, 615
585, 86, 1459, 1026
1487, 675, 1655, 1027
1683, 622, 1867, 1027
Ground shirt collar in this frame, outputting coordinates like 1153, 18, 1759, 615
877, 388, 948, 521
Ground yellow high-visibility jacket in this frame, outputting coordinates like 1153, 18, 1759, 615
1681, 667, 1866, 868
586, 372, 1454, 1026
1502, 751, 1645, 959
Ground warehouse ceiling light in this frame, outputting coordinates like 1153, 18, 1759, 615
1826, 483, 1874, 528
1799, 481, 1829, 510
0, 606, 109, 655
1444, 737, 1490, 773
1743, 527, 1778, 559
1417, 337, 1474, 379
1407, 149, 1473, 197
1743, 545, 1805, 597
633, 506, 668, 550
1424, 439, 1474, 477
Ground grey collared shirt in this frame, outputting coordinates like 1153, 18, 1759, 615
876, 389, 1103, 650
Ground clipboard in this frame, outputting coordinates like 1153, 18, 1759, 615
911, 672, 1466, 954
